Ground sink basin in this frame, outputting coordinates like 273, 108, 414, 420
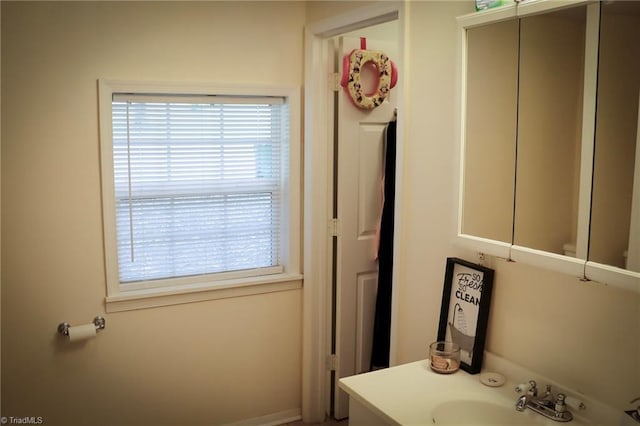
431, 400, 543, 425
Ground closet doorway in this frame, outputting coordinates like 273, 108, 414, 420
301, 3, 405, 421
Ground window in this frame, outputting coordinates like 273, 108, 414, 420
112, 95, 285, 283
99, 81, 301, 310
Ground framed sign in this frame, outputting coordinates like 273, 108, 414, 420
437, 257, 494, 374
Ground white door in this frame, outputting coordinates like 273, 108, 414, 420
333, 35, 398, 420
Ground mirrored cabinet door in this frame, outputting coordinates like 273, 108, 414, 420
457, 1, 640, 292
513, 5, 587, 257
462, 19, 519, 244
589, 1, 640, 273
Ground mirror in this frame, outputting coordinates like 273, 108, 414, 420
462, 19, 518, 244
458, 1, 640, 290
589, 1, 640, 273
513, 5, 587, 257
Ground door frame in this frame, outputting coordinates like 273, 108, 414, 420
302, 3, 406, 422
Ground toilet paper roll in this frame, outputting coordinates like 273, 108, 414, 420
68, 323, 97, 342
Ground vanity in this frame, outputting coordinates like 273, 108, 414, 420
338, 353, 619, 425
455, 0, 640, 293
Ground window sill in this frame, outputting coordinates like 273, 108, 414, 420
105, 273, 303, 313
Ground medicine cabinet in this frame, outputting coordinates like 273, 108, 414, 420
456, 0, 640, 293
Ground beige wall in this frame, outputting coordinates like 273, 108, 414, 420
394, 0, 473, 365
395, 1, 639, 411
305, 0, 386, 24
1, 2, 304, 425
2, 1, 639, 425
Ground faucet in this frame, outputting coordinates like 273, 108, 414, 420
515, 381, 585, 422
628, 397, 640, 422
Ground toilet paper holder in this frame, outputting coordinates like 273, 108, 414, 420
57, 316, 106, 336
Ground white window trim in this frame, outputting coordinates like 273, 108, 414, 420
98, 79, 302, 312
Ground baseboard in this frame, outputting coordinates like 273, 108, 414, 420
221, 408, 302, 426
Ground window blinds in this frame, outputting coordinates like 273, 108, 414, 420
111, 94, 287, 284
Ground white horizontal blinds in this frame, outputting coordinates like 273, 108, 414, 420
111, 94, 286, 283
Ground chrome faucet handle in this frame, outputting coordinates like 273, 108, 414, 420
555, 393, 567, 413
631, 397, 640, 418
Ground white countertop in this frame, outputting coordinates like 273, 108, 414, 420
338, 356, 618, 425
339, 360, 518, 425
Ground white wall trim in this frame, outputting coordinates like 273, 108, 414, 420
303, 3, 405, 422
105, 275, 302, 313
220, 408, 301, 426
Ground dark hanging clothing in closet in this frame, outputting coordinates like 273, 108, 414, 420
370, 118, 396, 371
